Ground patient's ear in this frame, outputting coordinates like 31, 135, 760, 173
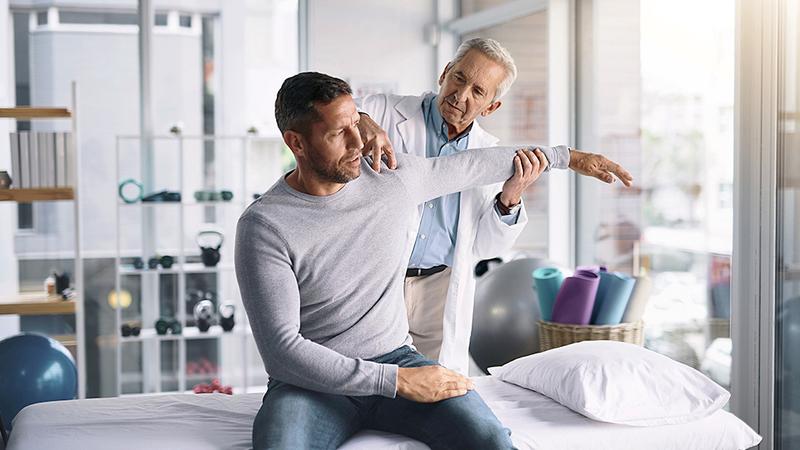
283, 130, 305, 157
481, 100, 502, 117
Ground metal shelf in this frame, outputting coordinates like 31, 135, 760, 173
118, 262, 235, 275
119, 325, 251, 342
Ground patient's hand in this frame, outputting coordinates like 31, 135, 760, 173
357, 112, 397, 172
568, 149, 634, 187
396, 365, 475, 403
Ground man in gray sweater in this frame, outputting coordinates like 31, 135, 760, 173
235, 72, 556, 449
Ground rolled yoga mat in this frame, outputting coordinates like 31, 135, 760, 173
591, 271, 636, 325
532, 267, 564, 321
621, 275, 652, 323
550, 269, 600, 325
576, 265, 607, 275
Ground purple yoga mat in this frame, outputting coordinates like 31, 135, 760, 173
550, 269, 601, 325
576, 265, 607, 275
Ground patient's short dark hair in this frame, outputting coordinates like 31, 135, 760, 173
275, 72, 353, 135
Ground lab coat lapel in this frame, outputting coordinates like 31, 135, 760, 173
394, 95, 426, 157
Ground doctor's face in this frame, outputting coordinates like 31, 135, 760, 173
437, 49, 507, 133
302, 95, 364, 184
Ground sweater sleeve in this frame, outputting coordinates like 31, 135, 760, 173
234, 214, 398, 398
395, 145, 568, 205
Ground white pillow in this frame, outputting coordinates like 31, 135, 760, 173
489, 340, 730, 426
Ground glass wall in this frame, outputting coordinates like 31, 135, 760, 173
576, 0, 734, 383
460, 1, 551, 254
776, 0, 800, 446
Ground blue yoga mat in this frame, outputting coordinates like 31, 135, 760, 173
532, 267, 563, 321
591, 271, 636, 325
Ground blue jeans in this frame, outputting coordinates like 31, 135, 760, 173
253, 346, 514, 450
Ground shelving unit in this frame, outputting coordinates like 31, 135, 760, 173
0, 82, 85, 399
113, 134, 285, 396
0, 293, 76, 316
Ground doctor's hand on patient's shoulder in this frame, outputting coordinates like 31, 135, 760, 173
568, 149, 634, 187
396, 365, 475, 403
357, 112, 397, 173
499, 148, 549, 208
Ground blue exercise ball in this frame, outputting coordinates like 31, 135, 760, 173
0, 333, 76, 431
470, 258, 561, 373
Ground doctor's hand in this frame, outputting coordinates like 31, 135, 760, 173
357, 112, 397, 172
499, 148, 548, 208
568, 149, 633, 187
396, 365, 475, 403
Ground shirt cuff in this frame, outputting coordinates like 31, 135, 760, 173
532, 144, 570, 171
379, 363, 399, 398
494, 202, 520, 225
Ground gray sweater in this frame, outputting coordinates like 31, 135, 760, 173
235, 145, 569, 398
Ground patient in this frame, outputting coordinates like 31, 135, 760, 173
235, 72, 557, 449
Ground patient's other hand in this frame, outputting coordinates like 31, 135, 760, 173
357, 112, 397, 172
396, 365, 475, 403
568, 149, 634, 187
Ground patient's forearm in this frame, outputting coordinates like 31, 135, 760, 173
399, 145, 568, 204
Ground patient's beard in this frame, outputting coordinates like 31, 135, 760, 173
308, 152, 360, 184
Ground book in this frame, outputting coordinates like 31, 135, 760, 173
18, 131, 30, 188
55, 132, 67, 187
46, 132, 56, 187
10, 133, 21, 188
29, 132, 39, 188
38, 132, 53, 187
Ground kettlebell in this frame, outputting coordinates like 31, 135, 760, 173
197, 230, 224, 267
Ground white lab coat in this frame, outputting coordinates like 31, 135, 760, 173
357, 93, 528, 375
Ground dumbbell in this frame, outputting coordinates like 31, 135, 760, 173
155, 317, 182, 335
120, 322, 141, 337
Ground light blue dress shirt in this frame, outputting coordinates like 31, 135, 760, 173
407, 94, 519, 269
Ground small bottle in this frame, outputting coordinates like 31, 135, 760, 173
45, 275, 56, 296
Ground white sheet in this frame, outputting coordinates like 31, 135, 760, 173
7, 377, 760, 450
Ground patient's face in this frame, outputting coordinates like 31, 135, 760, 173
304, 95, 364, 183
437, 49, 506, 132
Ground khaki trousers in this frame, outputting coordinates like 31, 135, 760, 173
404, 268, 451, 361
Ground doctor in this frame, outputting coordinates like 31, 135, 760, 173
356, 38, 632, 375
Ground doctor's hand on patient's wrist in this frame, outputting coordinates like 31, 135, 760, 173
500, 148, 548, 207
396, 365, 475, 403
357, 112, 397, 173
567, 148, 634, 187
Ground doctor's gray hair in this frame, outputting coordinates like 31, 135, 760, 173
450, 38, 517, 101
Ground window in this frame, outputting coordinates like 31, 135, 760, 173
576, 0, 734, 384
460, 2, 551, 255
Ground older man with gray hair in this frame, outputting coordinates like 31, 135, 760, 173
357, 37, 632, 374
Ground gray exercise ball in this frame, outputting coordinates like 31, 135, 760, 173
470, 257, 560, 373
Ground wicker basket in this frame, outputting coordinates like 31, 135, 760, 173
538, 320, 644, 352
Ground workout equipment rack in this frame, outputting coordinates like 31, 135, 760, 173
112, 134, 286, 396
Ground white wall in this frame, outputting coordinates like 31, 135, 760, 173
306, 0, 437, 96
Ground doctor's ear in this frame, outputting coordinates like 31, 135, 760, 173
438, 63, 452, 86
283, 130, 306, 157
481, 100, 502, 117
